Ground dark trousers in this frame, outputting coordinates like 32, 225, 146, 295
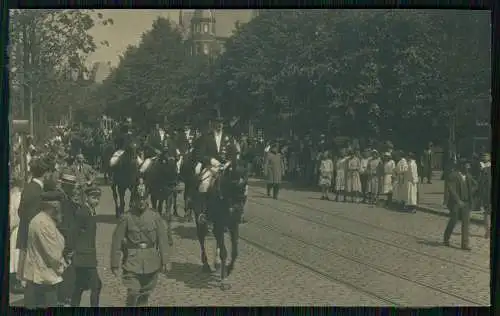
57, 262, 75, 304
71, 266, 102, 307
360, 174, 368, 199
266, 183, 280, 199
24, 281, 59, 308
444, 204, 471, 247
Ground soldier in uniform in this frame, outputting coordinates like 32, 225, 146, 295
110, 183, 171, 306
69, 186, 103, 307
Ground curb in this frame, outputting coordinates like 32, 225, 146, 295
416, 205, 484, 226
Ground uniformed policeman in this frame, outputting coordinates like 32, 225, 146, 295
69, 186, 103, 307
110, 183, 170, 306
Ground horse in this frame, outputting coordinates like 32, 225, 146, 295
101, 138, 116, 184
191, 142, 247, 290
140, 151, 178, 245
109, 140, 142, 218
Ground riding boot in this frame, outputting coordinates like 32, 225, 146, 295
136, 294, 150, 306
125, 292, 140, 307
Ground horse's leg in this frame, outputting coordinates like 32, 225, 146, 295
213, 220, 229, 290
172, 190, 179, 217
164, 192, 174, 246
118, 186, 127, 216
194, 196, 210, 272
111, 183, 120, 217
227, 215, 240, 277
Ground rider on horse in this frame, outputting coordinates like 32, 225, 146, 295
114, 117, 134, 150
192, 110, 240, 223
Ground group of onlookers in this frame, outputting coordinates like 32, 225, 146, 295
9, 142, 103, 308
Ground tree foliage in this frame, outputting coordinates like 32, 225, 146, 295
9, 9, 112, 126
87, 10, 489, 147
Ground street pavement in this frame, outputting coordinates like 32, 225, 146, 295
10, 177, 490, 307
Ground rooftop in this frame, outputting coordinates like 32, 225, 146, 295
178, 10, 255, 39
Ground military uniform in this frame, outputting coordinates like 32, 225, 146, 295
110, 184, 170, 306
69, 187, 102, 306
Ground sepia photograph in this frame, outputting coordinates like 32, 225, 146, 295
8, 9, 491, 307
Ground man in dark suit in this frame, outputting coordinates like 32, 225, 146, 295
16, 158, 50, 284
69, 186, 103, 307
194, 111, 236, 221
443, 159, 477, 250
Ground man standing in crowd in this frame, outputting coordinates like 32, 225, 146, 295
16, 159, 49, 286
443, 159, 476, 251
70, 153, 97, 189
69, 187, 103, 307
110, 183, 171, 306
420, 142, 434, 184
23, 191, 68, 308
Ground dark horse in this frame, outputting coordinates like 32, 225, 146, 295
190, 147, 248, 290
141, 152, 178, 245
109, 140, 141, 218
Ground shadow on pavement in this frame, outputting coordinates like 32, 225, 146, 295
164, 262, 217, 289
173, 225, 198, 241
416, 239, 457, 249
452, 231, 486, 238
95, 214, 119, 224
248, 179, 321, 193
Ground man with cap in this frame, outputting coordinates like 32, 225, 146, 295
110, 182, 171, 306
68, 186, 103, 306
23, 191, 69, 308
16, 158, 50, 285
443, 158, 476, 250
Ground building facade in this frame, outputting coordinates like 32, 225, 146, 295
177, 9, 256, 57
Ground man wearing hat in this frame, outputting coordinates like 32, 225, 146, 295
23, 191, 69, 308
110, 182, 170, 306
70, 153, 97, 189
68, 186, 103, 306
443, 158, 476, 250
16, 158, 50, 285
193, 109, 237, 217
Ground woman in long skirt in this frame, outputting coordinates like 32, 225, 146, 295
379, 152, 395, 207
366, 150, 381, 204
345, 150, 362, 203
334, 149, 348, 202
318, 151, 334, 200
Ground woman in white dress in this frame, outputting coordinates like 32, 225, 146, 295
9, 177, 24, 293
334, 149, 348, 202
379, 152, 395, 207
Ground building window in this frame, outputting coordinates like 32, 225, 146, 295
203, 43, 210, 55
203, 23, 209, 33
195, 23, 201, 33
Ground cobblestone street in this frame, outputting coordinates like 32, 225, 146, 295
10, 178, 490, 307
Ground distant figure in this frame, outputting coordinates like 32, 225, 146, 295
420, 142, 433, 184
264, 143, 285, 199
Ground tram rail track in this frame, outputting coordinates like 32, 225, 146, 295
248, 196, 489, 274
239, 212, 488, 306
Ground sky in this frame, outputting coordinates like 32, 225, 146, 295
86, 9, 254, 67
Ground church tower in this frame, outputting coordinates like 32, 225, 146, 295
190, 9, 217, 56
